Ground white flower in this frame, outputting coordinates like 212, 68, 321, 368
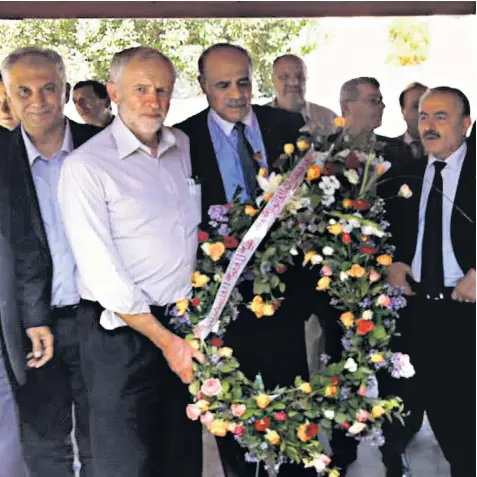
304, 454, 331, 473
257, 172, 283, 194
214, 273, 223, 282
361, 225, 385, 238
311, 254, 323, 265
289, 247, 299, 256
392, 353, 416, 379
348, 422, 367, 435
321, 195, 336, 207
344, 358, 358, 373
322, 246, 334, 256
319, 175, 341, 193
324, 409, 335, 420
362, 310, 373, 320
340, 271, 349, 282
398, 184, 413, 199
344, 169, 360, 185
328, 219, 337, 225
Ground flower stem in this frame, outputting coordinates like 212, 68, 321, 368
359, 152, 375, 197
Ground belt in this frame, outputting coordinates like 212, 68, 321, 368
51, 304, 79, 315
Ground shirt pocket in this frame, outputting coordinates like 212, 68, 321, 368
183, 181, 202, 232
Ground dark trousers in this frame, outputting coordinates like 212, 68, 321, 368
216, 315, 315, 477
16, 306, 92, 477
77, 300, 202, 477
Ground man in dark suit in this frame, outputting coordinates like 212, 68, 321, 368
382, 86, 475, 477
392, 82, 428, 161
0, 125, 53, 476
1, 47, 101, 477
176, 43, 316, 477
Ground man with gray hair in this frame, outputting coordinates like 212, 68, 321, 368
1, 46, 101, 477
58, 46, 204, 477
268, 54, 338, 136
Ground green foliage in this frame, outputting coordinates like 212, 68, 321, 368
386, 18, 429, 66
0, 18, 318, 96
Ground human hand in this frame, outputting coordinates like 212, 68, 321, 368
451, 269, 476, 303
25, 326, 54, 368
386, 262, 415, 296
161, 332, 205, 384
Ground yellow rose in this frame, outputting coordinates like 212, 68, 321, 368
258, 167, 267, 177
218, 347, 233, 358
303, 250, 317, 266
316, 276, 331, 291
188, 339, 200, 350
299, 382, 313, 394
284, 143, 295, 155
255, 393, 271, 409
297, 138, 310, 151
372, 405, 386, 418
192, 271, 210, 288
245, 205, 258, 217
203, 242, 226, 261
333, 116, 346, 128
347, 264, 366, 278
377, 254, 393, 266
175, 298, 189, 316
370, 352, 384, 364
340, 312, 355, 328
342, 198, 353, 208
361, 235, 369, 242
265, 429, 281, 445
306, 164, 321, 181
197, 399, 211, 413
327, 223, 343, 235
251, 296, 265, 318
209, 420, 228, 437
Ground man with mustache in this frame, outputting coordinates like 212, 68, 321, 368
1, 47, 101, 477
382, 86, 475, 477
176, 43, 316, 477
58, 47, 204, 477
394, 82, 428, 160
267, 54, 338, 137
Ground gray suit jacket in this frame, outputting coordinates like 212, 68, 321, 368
0, 126, 51, 385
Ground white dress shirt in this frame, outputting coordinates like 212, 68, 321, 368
58, 116, 200, 329
411, 142, 467, 287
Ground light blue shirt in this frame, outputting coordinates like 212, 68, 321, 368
412, 141, 466, 287
21, 121, 79, 307
208, 108, 268, 202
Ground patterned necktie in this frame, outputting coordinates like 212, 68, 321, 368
234, 122, 257, 197
421, 161, 447, 296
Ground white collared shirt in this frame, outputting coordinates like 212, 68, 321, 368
411, 142, 467, 286
209, 108, 254, 136
58, 116, 200, 329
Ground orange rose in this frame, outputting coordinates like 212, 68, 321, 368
202, 242, 226, 261
334, 116, 346, 128
340, 312, 355, 328
299, 382, 313, 393
342, 198, 353, 208
347, 264, 366, 278
325, 385, 338, 397
297, 423, 319, 442
264, 192, 273, 202
297, 138, 310, 152
192, 271, 210, 288
245, 205, 258, 217
307, 164, 321, 181
377, 254, 393, 266
265, 429, 281, 445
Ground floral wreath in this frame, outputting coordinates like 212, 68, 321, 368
170, 122, 414, 477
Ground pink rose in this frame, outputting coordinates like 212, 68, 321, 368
376, 294, 391, 308
234, 425, 245, 438
231, 403, 247, 418
320, 265, 333, 277
201, 378, 223, 397
356, 409, 369, 422
274, 411, 287, 422
369, 270, 381, 282
186, 404, 201, 421
200, 412, 215, 428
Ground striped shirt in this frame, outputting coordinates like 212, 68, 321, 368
58, 116, 200, 329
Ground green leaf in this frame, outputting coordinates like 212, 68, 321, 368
188, 380, 200, 396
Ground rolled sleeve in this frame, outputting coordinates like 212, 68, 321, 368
58, 157, 151, 327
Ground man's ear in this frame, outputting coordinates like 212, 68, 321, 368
107, 82, 119, 106
463, 115, 472, 136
